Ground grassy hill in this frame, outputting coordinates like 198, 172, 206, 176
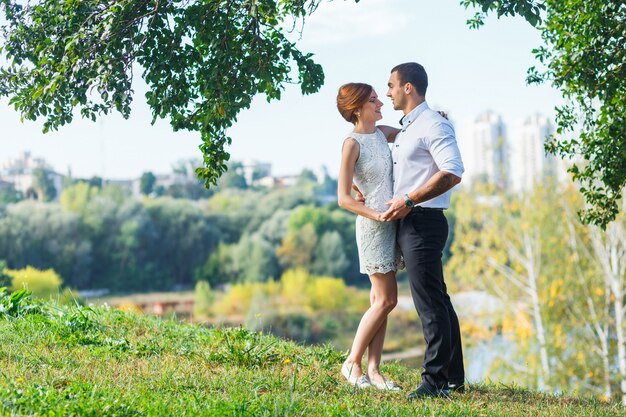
0, 289, 622, 417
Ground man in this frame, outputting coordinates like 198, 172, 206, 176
381, 62, 465, 399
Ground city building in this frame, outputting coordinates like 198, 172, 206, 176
242, 160, 272, 187
509, 114, 556, 192
0, 151, 64, 201
460, 111, 508, 189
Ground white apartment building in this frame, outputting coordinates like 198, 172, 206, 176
0, 151, 64, 200
509, 114, 556, 192
242, 160, 272, 186
460, 111, 508, 189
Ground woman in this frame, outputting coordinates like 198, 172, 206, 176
336, 83, 403, 391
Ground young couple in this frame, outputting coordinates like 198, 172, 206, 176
336, 62, 465, 399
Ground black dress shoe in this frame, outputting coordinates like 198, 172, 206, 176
407, 382, 450, 400
447, 382, 465, 393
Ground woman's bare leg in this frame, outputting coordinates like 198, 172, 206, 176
367, 272, 396, 383
343, 271, 397, 378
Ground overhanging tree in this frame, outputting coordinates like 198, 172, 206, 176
463, 0, 625, 228
0, 0, 329, 186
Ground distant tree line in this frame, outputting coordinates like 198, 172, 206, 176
0, 168, 365, 292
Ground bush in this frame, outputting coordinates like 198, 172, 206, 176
279, 268, 311, 312
6, 266, 62, 299
118, 302, 144, 315
308, 276, 347, 311
212, 282, 267, 317
193, 280, 214, 319
0, 260, 11, 288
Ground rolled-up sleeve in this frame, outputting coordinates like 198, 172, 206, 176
427, 121, 464, 178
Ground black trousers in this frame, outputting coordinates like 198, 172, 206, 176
397, 208, 464, 388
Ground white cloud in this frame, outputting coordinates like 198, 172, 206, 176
287, 0, 409, 46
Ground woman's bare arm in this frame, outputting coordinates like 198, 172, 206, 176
338, 139, 384, 221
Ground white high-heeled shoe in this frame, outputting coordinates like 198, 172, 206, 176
368, 376, 401, 391
341, 363, 371, 388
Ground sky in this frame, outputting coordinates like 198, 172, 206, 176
0, 0, 562, 180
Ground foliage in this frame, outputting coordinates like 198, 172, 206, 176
464, 0, 626, 227
0, 202, 92, 289
5, 265, 62, 299
163, 180, 214, 200
279, 268, 312, 312
0, 260, 10, 288
195, 243, 235, 287
212, 281, 268, 317
212, 269, 351, 319
461, 1, 546, 28
312, 231, 349, 277
139, 171, 156, 196
60, 182, 100, 214
0, 0, 327, 188
233, 234, 280, 283
535, 0, 625, 227
197, 233, 280, 285
193, 280, 213, 319
0, 295, 623, 415
0, 287, 39, 318
0, 183, 22, 204
31, 167, 57, 201
277, 223, 318, 269
276, 205, 356, 279
446, 182, 626, 401
217, 161, 248, 190
307, 276, 347, 311
1, 182, 363, 292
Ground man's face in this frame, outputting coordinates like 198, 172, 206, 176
386, 71, 406, 111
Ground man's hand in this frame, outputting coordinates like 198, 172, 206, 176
381, 197, 411, 221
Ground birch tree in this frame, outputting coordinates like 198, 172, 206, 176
447, 184, 558, 389
588, 213, 626, 404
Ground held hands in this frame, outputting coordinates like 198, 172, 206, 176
380, 197, 411, 221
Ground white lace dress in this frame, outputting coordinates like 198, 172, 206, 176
347, 129, 404, 275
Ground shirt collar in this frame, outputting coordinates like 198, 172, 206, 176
399, 101, 429, 131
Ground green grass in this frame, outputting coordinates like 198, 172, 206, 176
0, 289, 623, 416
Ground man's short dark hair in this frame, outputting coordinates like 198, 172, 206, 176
391, 62, 428, 96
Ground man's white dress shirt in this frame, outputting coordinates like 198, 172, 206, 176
391, 101, 464, 209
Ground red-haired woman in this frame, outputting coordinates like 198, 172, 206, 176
336, 83, 403, 391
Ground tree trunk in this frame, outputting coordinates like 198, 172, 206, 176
524, 231, 551, 389
590, 221, 626, 405
565, 213, 613, 399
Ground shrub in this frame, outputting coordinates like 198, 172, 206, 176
6, 266, 62, 299
118, 302, 144, 315
279, 268, 311, 312
193, 280, 214, 319
0, 260, 11, 288
308, 276, 347, 311
212, 282, 267, 317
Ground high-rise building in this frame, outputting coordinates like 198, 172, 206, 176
509, 114, 556, 192
460, 111, 508, 189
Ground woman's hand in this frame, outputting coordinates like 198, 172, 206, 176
352, 183, 365, 203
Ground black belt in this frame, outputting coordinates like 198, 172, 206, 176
412, 206, 445, 212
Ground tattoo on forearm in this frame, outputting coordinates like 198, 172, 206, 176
425, 173, 455, 201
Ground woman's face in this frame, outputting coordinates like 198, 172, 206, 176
358, 90, 383, 123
